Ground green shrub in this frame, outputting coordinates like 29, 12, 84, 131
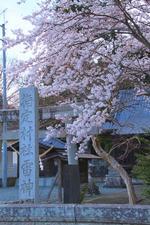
133, 137, 150, 197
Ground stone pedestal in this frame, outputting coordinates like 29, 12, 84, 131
104, 167, 125, 188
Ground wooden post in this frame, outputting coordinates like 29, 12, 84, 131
63, 133, 80, 203
17, 154, 19, 178
63, 165, 80, 203
57, 158, 62, 203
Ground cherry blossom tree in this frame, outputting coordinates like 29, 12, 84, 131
8, 0, 150, 204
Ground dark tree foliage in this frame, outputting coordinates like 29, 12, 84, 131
133, 136, 150, 197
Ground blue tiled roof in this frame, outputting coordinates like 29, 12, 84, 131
39, 137, 66, 149
108, 90, 150, 134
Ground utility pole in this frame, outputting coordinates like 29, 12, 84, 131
0, 9, 7, 187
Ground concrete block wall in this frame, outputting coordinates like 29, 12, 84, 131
0, 204, 149, 225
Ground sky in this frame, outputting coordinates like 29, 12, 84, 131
0, 0, 38, 61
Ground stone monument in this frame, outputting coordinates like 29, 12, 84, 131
104, 166, 125, 188
19, 86, 39, 202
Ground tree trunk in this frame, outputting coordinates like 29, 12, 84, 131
92, 137, 137, 205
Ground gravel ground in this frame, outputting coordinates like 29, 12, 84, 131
0, 182, 148, 205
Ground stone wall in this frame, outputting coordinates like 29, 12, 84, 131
0, 204, 149, 225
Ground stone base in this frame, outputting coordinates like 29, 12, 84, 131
0, 204, 149, 225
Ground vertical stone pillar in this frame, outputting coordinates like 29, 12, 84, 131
66, 134, 78, 165
19, 86, 39, 202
